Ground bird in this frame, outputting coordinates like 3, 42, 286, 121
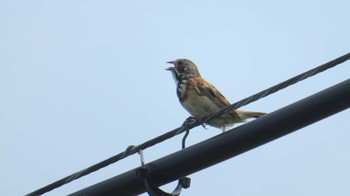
166, 58, 266, 132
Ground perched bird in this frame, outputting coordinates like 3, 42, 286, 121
166, 59, 266, 132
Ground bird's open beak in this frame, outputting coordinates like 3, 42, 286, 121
166, 61, 175, 64
166, 61, 175, 71
165, 67, 175, 71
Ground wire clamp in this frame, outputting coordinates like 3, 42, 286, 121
137, 150, 191, 196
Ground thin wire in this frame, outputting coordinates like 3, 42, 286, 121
201, 53, 350, 123
26, 53, 350, 196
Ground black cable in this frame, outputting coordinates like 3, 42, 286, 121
26, 53, 350, 196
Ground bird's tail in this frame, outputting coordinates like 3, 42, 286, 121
236, 110, 266, 121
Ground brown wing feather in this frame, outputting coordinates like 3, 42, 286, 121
193, 76, 231, 108
192, 76, 242, 123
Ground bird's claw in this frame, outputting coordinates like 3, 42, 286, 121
199, 117, 208, 129
182, 116, 197, 129
182, 116, 207, 130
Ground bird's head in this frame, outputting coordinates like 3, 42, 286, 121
166, 59, 201, 80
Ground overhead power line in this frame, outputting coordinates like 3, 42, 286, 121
69, 79, 350, 196
26, 53, 350, 196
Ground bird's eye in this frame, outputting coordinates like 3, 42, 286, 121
177, 61, 183, 65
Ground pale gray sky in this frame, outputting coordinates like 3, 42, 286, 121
1, 1, 350, 195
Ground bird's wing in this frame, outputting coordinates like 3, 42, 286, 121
193, 76, 231, 108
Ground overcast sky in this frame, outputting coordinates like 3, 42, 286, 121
1, 1, 350, 195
